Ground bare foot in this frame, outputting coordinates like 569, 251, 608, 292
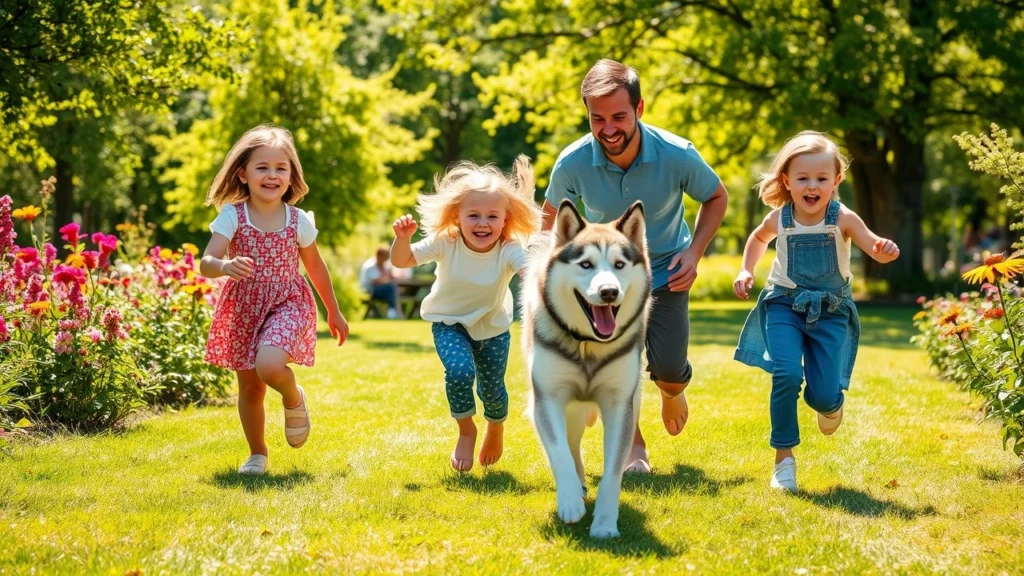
624, 443, 651, 474
451, 418, 477, 472
660, 388, 689, 436
479, 422, 504, 467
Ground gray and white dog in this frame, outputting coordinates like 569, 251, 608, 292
521, 199, 652, 538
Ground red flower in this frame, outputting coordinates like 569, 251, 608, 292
916, 296, 926, 304
984, 308, 1006, 320
16, 247, 39, 263
59, 223, 81, 248
91, 232, 118, 267
52, 264, 86, 285
81, 250, 100, 270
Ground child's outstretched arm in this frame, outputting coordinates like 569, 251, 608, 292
391, 214, 418, 268
839, 207, 900, 264
733, 210, 779, 300
299, 243, 349, 346
199, 234, 254, 280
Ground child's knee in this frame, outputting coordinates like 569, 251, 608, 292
238, 378, 267, 400
804, 386, 843, 414
254, 357, 288, 383
445, 365, 476, 389
771, 362, 803, 394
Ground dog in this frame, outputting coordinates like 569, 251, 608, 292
521, 199, 651, 539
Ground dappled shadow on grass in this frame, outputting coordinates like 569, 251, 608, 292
441, 469, 539, 495
978, 464, 1024, 483
210, 469, 315, 492
620, 463, 752, 496
798, 486, 937, 518
539, 501, 679, 558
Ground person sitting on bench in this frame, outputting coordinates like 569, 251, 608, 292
359, 246, 402, 319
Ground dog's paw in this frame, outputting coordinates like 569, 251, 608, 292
556, 489, 587, 524
589, 521, 620, 539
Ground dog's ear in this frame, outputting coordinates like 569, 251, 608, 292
615, 201, 646, 249
553, 199, 586, 247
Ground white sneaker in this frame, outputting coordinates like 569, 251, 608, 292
386, 308, 399, 319
770, 457, 797, 493
238, 454, 269, 475
818, 406, 843, 436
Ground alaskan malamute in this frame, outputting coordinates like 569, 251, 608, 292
521, 199, 651, 539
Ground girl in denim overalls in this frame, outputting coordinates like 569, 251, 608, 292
733, 131, 900, 493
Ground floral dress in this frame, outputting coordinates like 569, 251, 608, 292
205, 204, 318, 370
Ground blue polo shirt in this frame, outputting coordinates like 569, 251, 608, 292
545, 122, 721, 289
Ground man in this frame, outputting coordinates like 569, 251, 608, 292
359, 246, 402, 319
541, 59, 728, 473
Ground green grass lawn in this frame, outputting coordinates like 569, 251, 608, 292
2, 302, 1023, 574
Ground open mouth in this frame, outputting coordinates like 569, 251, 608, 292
575, 290, 619, 339
600, 133, 624, 145
803, 193, 821, 206
472, 230, 492, 239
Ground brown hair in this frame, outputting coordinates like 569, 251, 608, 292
756, 130, 849, 209
205, 124, 309, 207
416, 155, 542, 245
581, 59, 642, 108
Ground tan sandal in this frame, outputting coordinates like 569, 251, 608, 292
284, 385, 311, 448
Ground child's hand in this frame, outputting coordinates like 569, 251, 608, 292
872, 238, 900, 263
393, 214, 418, 240
220, 256, 254, 280
733, 270, 755, 300
328, 309, 349, 346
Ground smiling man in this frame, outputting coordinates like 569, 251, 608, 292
541, 59, 728, 473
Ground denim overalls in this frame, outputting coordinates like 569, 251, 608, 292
734, 200, 861, 449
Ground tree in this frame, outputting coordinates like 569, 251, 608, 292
155, 0, 435, 244
387, 0, 1024, 288
0, 0, 239, 241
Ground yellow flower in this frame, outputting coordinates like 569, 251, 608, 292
12, 206, 42, 222
182, 243, 199, 256
939, 307, 962, 326
65, 253, 85, 268
28, 301, 51, 312
943, 322, 975, 338
913, 311, 927, 321
181, 285, 199, 295
159, 248, 173, 260
962, 253, 1024, 284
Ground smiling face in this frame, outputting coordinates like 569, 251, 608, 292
586, 88, 643, 159
782, 151, 842, 221
458, 191, 508, 252
239, 145, 292, 204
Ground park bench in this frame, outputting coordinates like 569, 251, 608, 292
362, 277, 433, 320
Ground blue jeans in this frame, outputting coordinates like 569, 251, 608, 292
765, 297, 846, 449
431, 323, 510, 423
370, 283, 398, 309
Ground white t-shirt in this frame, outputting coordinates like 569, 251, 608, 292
359, 258, 391, 292
412, 233, 526, 341
208, 204, 318, 248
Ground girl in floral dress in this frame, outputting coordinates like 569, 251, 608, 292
200, 124, 348, 475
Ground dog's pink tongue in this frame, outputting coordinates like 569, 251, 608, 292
591, 305, 616, 336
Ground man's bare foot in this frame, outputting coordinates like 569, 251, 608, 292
659, 385, 689, 436
479, 422, 504, 466
624, 443, 651, 474
451, 417, 477, 472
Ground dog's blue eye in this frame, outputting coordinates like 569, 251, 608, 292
615, 261, 625, 269
579, 261, 593, 270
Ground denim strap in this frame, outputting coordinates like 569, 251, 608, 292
781, 203, 794, 229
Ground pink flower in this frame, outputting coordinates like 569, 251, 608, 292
59, 223, 81, 248
0, 315, 9, 342
102, 307, 127, 341
0, 196, 15, 258
87, 327, 102, 343
52, 264, 86, 285
959, 292, 970, 303
59, 318, 80, 331
54, 330, 74, 355
42, 243, 57, 269
916, 296, 926, 304
91, 233, 118, 268
67, 282, 85, 310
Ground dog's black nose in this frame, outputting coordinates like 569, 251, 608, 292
599, 285, 619, 303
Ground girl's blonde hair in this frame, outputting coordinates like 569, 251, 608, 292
206, 124, 309, 207
756, 130, 849, 209
416, 155, 542, 244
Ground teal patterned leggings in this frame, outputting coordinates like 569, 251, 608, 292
431, 322, 510, 423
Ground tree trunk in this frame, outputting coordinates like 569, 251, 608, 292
844, 129, 895, 281
53, 118, 75, 249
